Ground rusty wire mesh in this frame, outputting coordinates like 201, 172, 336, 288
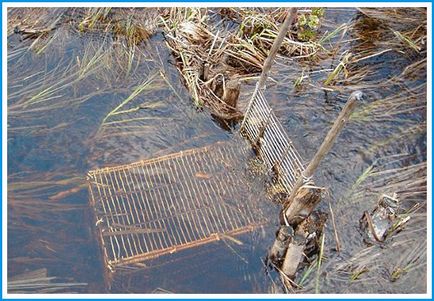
240, 85, 306, 192
87, 141, 267, 271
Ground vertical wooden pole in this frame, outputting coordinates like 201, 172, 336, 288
285, 91, 363, 220
240, 8, 297, 131
257, 8, 298, 91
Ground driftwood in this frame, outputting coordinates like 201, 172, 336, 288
201, 62, 210, 81
213, 77, 240, 108
360, 193, 410, 244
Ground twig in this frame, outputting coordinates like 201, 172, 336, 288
328, 200, 341, 252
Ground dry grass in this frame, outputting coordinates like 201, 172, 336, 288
160, 8, 243, 119
160, 8, 325, 120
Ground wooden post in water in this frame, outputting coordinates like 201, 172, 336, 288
257, 8, 297, 91
281, 234, 306, 279
240, 8, 297, 131
284, 91, 363, 223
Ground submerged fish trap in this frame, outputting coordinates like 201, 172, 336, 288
87, 141, 267, 272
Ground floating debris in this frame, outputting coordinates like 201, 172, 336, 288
360, 193, 411, 244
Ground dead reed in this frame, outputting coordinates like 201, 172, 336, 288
160, 8, 324, 120
8, 268, 87, 294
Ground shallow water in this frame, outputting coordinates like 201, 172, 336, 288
7, 7, 427, 294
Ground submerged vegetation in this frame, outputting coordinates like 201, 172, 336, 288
8, 268, 87, 293
7, 7, 427, 294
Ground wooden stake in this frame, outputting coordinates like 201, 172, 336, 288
222, 79, 240, 108
285, 91, 363, 219
285, 186, 322, 225
269, 225, 294, 263
240, 8, 297, 131
202, 62, 210, 81
281, 234, 306, 279
257, 8, 297, 91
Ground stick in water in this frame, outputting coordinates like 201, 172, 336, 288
257, 8, 298, 90
285, 91, 363, 218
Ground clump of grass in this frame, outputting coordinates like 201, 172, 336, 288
99, 72, 159, 124
8, 172, 86, 204
297, 257, 317, 288
160, 8, 328, 120
8, 11, 161, 137
7, 7, 66, 36
324, 152, 427, 292
237, 10, 320, 58
323, 52, 351, 85
356, 8, 426, 54
76, 8, 158, 46
357, 7, 426, 31
392, 29, 422, 52
94, 71, 168, 139
8, 171, 88, 238
320, 7, 426, 93
77, 7, 112, 32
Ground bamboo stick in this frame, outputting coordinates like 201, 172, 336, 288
285, 91, 363, 218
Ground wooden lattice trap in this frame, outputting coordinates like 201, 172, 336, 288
87, 141, 268, 272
